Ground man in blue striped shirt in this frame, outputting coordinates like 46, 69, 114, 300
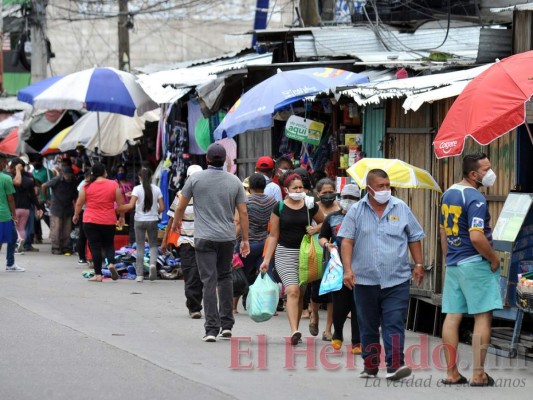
338, 168, 425, 380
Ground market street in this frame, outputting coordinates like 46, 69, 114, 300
0, 243, 531, 400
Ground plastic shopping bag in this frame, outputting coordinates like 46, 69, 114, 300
319, 247, 343, 295
299, 234, 324, 286
246, 273, 280, 322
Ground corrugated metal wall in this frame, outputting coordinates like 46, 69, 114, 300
236, 128, 272, 180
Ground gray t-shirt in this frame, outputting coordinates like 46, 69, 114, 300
181, 168, 246, 241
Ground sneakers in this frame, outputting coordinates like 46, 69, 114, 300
189, 311, 202, 319
16, 239, 25, 254
78, 259, 88, 265
135, 276, 144, 282
360, 368, 379, 379
202, 334, 217, 342
386, 365, 412, 381
148, 264, 157, 281
220, 329, 232, 339
6, 264, 25, 272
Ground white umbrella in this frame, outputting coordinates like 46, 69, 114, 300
59, 110, 159, 156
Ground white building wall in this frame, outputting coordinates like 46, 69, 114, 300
46, 0, 295, 75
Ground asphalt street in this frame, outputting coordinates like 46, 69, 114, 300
1, 242, 532, 400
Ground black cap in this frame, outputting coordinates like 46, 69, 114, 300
206, 143, 226, 161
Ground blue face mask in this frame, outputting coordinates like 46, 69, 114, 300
116, 173, 126, 180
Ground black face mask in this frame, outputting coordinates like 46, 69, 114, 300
320, 193, 337, 206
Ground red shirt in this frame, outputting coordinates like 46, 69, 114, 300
83, 179, 119, 225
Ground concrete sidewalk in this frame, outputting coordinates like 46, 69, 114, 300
0, 245, 531, 400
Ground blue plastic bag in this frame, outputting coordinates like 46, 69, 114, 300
319, 247, 343, 295
246, 273, 280, 323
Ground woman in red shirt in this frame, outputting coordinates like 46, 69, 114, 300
73, 163, 125, 282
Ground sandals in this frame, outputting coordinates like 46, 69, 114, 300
88, 275, 102, 282
109, 265, 119, 281
290, 331, 302, 346
470, 373, 495, 387
309, 321, 319, 336
440, 375, 468, 385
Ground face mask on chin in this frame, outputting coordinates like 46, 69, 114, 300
368, 186, 391, 205
287, 192, 306, 201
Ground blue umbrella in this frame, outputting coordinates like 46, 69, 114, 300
19, 67, 157, 117
17, 75, 64, 105
213, 67, 369, 139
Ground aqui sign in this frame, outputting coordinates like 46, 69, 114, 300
284, 115, 324, 146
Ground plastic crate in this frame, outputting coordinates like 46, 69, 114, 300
516, 287, 533, 313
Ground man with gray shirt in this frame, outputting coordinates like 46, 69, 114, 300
172, 143, 250, 342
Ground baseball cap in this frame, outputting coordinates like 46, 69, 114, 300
341, 184, 361, 198
206, 143, 226, 161
187, 165, 203, 177
256, 156, 274, 170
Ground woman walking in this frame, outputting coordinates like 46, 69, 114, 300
120, 167, 164, 282
73, 163, 125, 282
309, 178, 339, 341
318, 184, 362, 354
260, 172, 323, 345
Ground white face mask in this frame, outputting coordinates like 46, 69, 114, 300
479, 169, 497, 187
340, 199, 356, 212
278, 168, 288, 175
368, 186, 391, 204
287, 192, 306, 201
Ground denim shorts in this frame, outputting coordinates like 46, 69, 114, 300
442, 259, 503, 315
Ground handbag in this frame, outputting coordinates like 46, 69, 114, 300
298, 203, 324, 285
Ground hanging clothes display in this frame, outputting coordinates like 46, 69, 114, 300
187, 99, 206, 155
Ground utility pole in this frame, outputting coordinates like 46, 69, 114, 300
31, 0, 48, 82
118, 0, 130, 71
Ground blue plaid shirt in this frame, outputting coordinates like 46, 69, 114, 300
338, 194, 425, 288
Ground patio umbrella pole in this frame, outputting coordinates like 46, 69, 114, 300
97, 112, 101, 155
524, 123, 533, 146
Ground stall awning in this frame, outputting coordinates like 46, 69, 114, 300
137, 52, 273, 105
339, 64, 492, 109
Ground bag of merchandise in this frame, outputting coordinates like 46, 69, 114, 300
298, 233, 324, 285
246, 273, 280, 322
319, 247, 343, 295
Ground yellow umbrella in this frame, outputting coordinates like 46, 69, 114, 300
347, 158, 442, 192
40, 126, 72, 155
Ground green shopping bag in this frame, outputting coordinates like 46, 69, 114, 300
299, 233, 324, 285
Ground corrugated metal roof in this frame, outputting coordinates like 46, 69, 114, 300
137, 52, 273, 104
491, 3, 533, 13
293, 23, 493, 70
339, 64, 492, 107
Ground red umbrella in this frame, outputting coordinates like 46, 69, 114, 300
0, 128, 20, 156
434, 50, 533, 158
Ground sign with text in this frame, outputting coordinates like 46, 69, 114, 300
284, 116, 324, 145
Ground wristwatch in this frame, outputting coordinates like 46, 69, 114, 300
414, 263, 424, 269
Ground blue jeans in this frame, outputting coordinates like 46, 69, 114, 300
354, 280, 410, 371
6, 221, 18, 267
